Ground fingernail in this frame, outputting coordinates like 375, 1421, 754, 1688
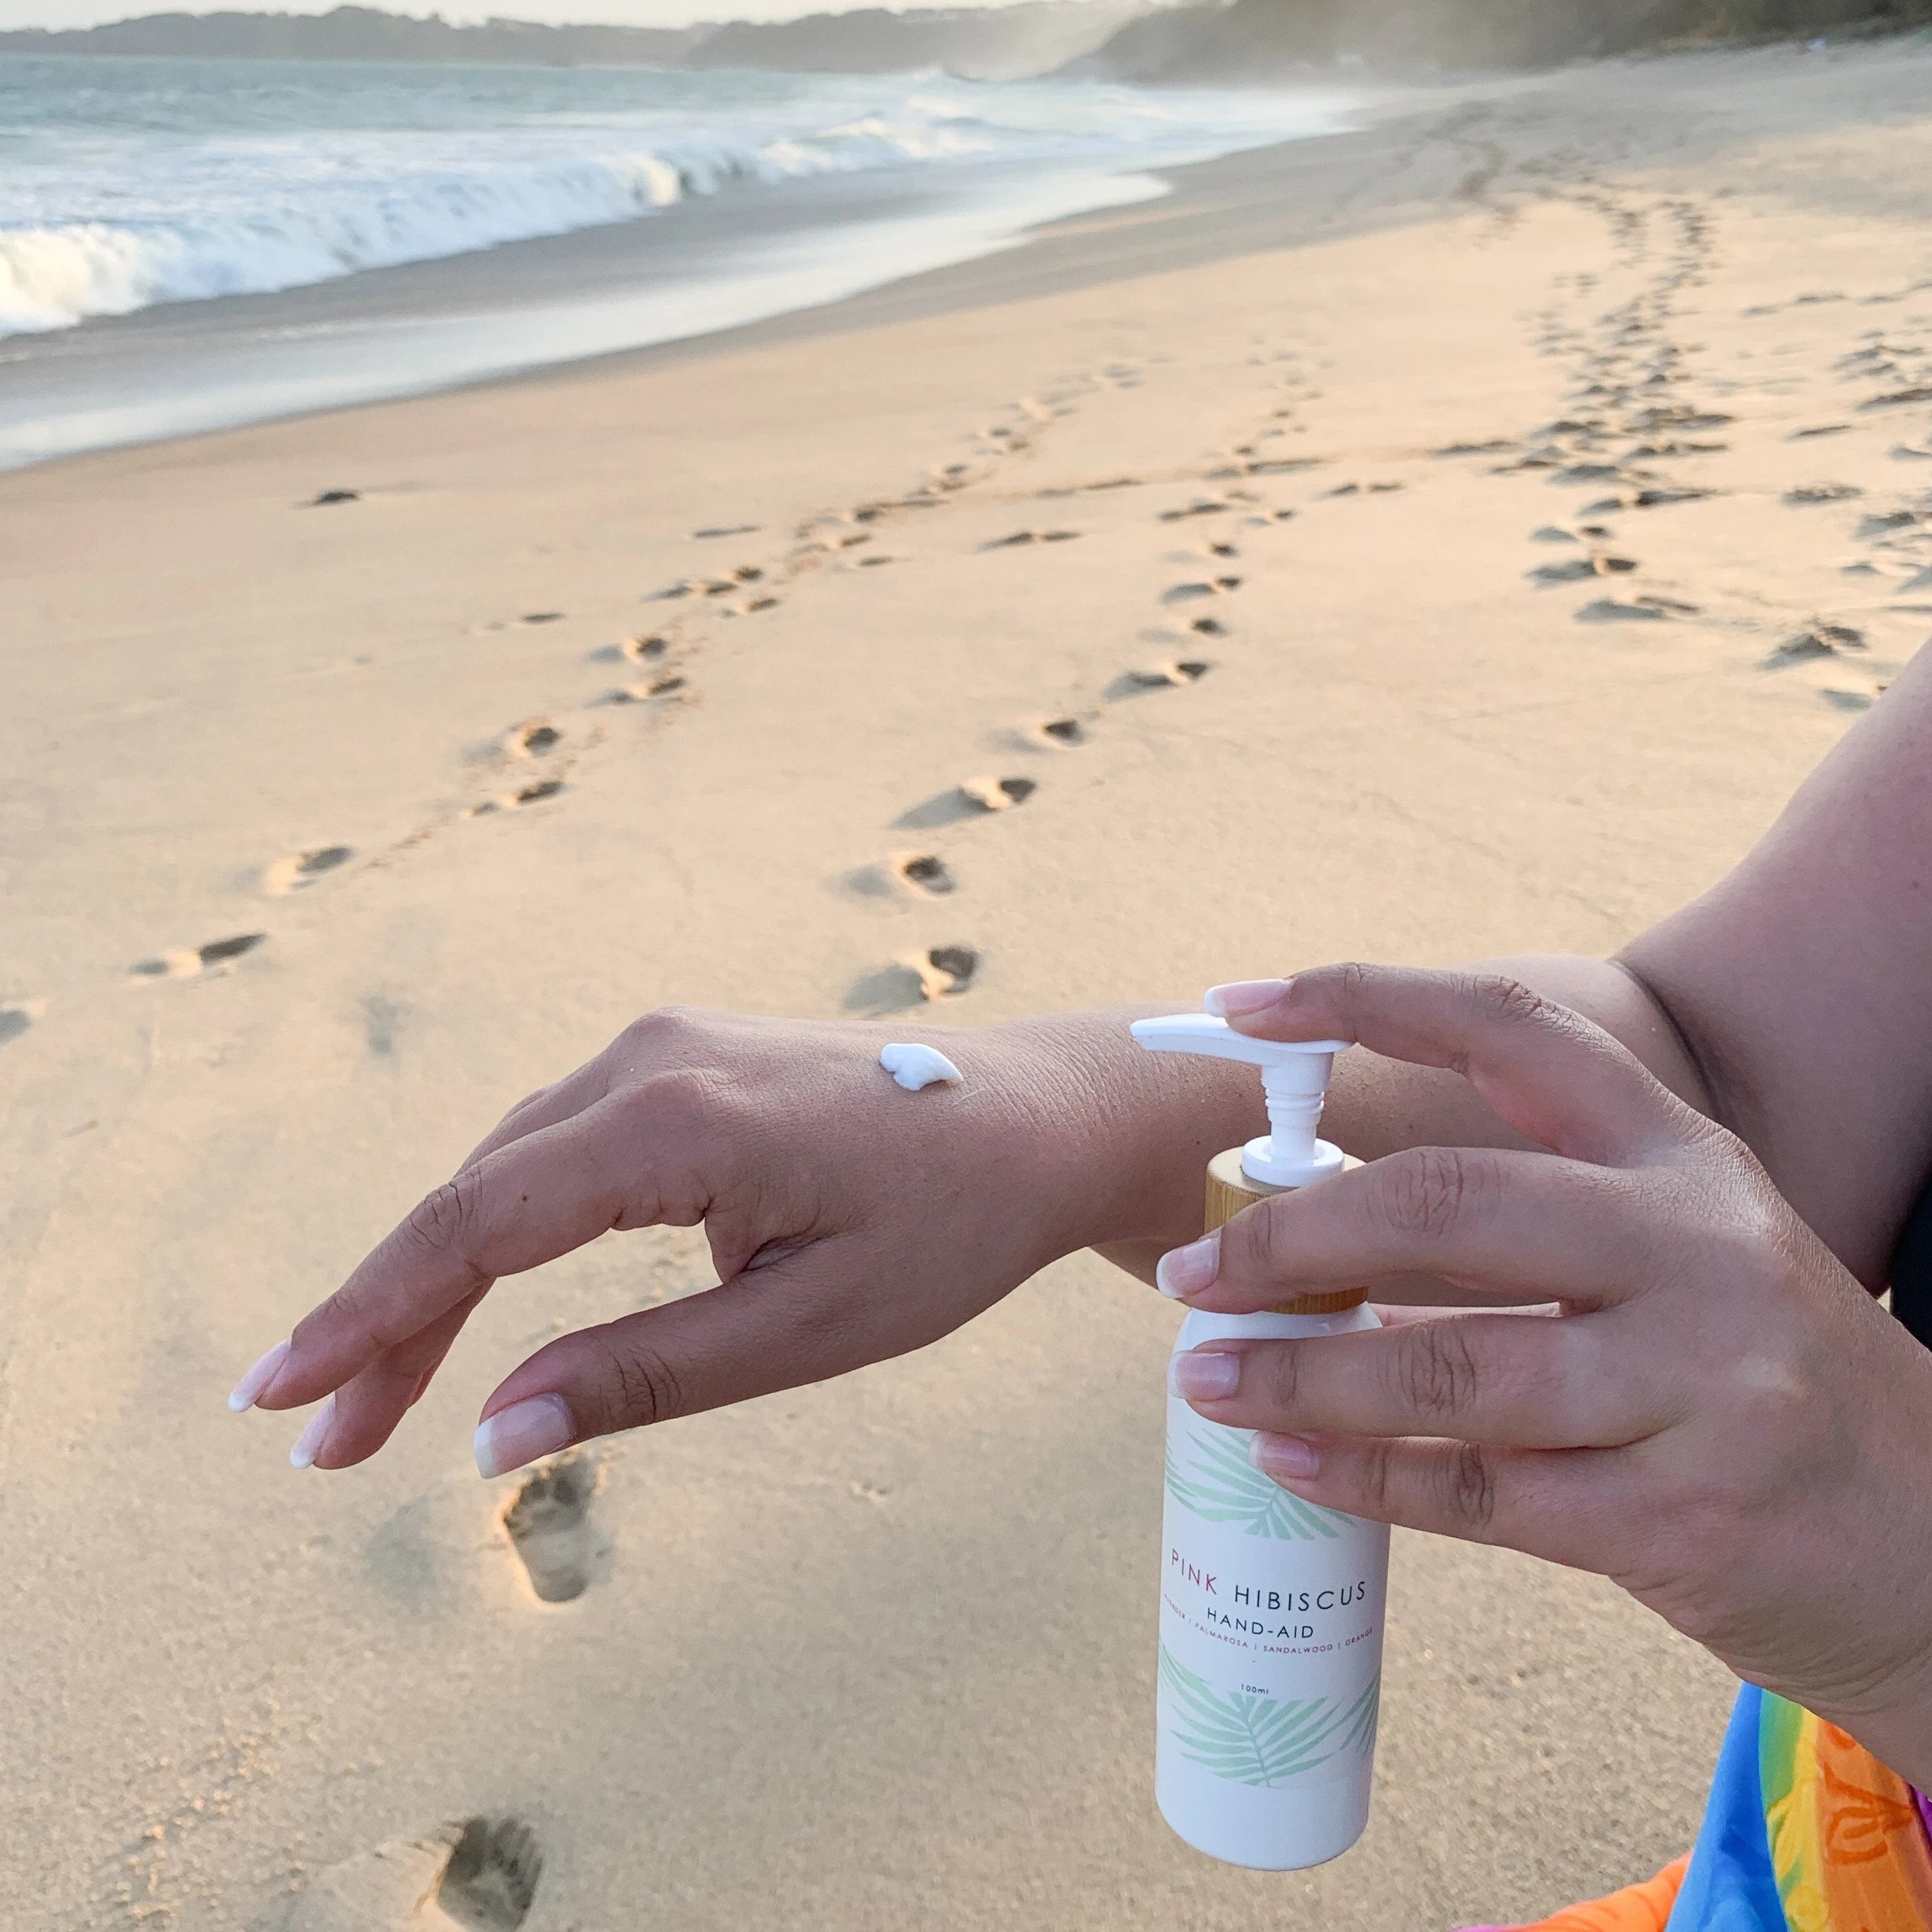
1251, 1433, 1321, 1481
1169, 1349, 1241, 1400
1156, 1233, 1221, 1299
288, 1393, 335, 1471
473, 1394, 576, 1480
1204, 978, 1290, 1018
228, 1338, 290, 1412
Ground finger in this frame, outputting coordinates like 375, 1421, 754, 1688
1175, 1146, 1659, 1311
1169, 1307, 1664, 1448
306, 1288, 488, 1470
261, 1077, 721, 1410
457, 1059, 610, 1171
472, 1234, 938, 1477
1217, 963, 1693, 1165
1248, 1430, 1616, 1573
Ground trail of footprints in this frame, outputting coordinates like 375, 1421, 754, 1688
1420, 184, 1932, 686
95, 355, 1295, 1028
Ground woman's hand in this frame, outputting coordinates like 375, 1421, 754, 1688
229, 1007, 1243, 1476
1162, 964, 1932, 1786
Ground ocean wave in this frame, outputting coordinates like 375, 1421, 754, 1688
0, 73, 1355, 337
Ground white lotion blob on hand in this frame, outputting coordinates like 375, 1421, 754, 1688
879, 1042, 963, 1091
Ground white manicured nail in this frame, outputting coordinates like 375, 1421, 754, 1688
289, 1393, 336, 1471
228, 1338, 290, 1412
473, 1395, 576, 1480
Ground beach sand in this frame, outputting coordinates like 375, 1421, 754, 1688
5, 35, 1932, 1929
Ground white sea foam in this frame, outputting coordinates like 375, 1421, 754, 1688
0, 60, 1360, 337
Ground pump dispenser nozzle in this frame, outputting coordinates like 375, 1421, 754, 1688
1131, 1012, 1347, 1188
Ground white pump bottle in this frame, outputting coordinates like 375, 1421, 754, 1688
1131, 1012, 1391, 1871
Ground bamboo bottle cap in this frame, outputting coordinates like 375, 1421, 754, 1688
1203, 1146, 1368, 1315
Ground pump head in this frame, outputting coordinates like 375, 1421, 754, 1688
1131, 1011, 1348, 1188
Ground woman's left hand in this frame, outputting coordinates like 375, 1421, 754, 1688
1159, 963, 1932, 1786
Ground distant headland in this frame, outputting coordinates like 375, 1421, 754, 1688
2, 0, 1925, 80
0, 1, 1144, 78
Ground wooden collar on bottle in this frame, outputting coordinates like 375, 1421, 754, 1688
1202, 1146, 1369, 1314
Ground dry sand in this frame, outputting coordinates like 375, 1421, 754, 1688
5, 35, 1932, 1930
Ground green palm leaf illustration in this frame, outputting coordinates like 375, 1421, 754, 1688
1166, 1425, 1345, 1539
1158, 1645, 1361, 1786
1332, 1677, 1380, 1761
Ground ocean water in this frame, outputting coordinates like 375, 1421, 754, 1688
0, 56, 1358, 338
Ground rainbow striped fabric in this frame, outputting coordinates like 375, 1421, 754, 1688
1461, 1685, 1932, 1931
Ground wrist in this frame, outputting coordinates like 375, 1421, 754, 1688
993, 1008, 1265, 1262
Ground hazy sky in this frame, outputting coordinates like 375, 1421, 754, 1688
0, 0, 1040, 30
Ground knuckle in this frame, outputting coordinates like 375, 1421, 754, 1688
1332, 959, 1374, 1016
1375, 1146, 1477, 1242
404, 1173, 486, 1264
1396, 1320, 1482, 1425
620, 1003, 705, 1056
1466, 972, 1551, 1030
1260, 1339, 1304, 1415
1438, 1441, 1498, 1532
1225, 1196, 1293, 1280
1358, 1440, 1397, 1519
606, 1334, 686, 1433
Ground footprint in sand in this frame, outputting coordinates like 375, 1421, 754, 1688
1857, 509, 1924, 538
602, 673, 686, 704
0, 1004, 37, 1045
1189, 616, 1228, 637
466, 781, 564, 817
1584, 486, 1715, 513
1864, 385, 1932, 410
1528, 555, 1638, 585
131, 933, 266, 980
1790, 425, 1853, 440
264, 845, 352, 895
502, 720, 560, 758
959, 774, 1037, 812
284, 1819, 542, 1931
845, 946, 980, 1015
892, 853, 957, 896
1119, 661, 1211, 692
915, 946, 979, 999
982, 530, 1081, 550
501, 1452, 602, 1604
1038, 717, 1087, 746
693, 522, 760, 539
305, 489, 360, 507
1784, 483, 1865, 507
435, 1818, 545, 1932
518, 611, 564, 626
1770, 623, 1868, 663
1160, 578, 1240, 604
1576, 595, 1699, 624
1158, 499, 1232, 523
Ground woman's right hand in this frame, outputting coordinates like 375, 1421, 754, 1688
229, 1005, 1225, 1475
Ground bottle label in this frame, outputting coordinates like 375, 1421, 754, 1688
1158, 1400, 1389, 1790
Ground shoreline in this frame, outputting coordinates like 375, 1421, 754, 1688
0, 77, 1376, 473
